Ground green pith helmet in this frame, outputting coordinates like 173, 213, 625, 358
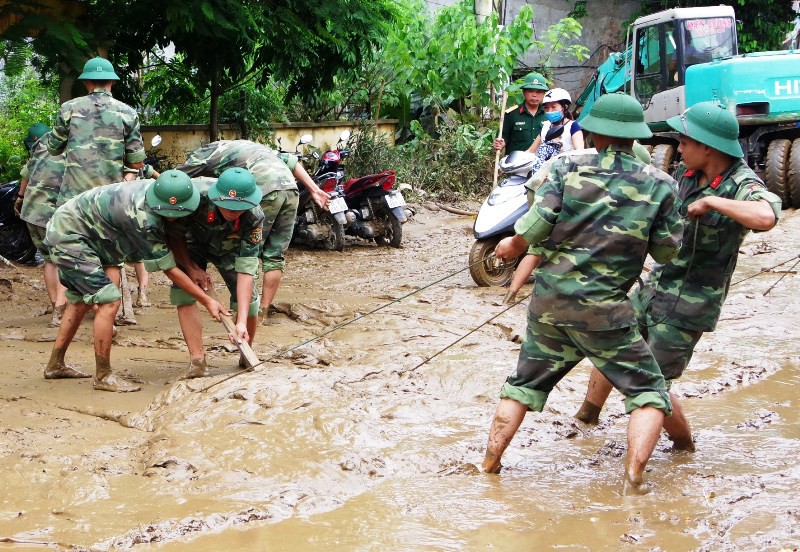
520, 72, 549, 91
24, 123, 50, 151
666, 101, 743, 158
78, 57, 119, 81
580, 92, 653, 140
208, 168, 262, 210
145, 170, 200, 218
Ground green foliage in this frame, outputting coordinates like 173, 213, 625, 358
636, 1, 793, 53
344, 121, 495, 202
0, 61, 59, 182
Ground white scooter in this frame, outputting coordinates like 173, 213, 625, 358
469, 150, 538, 287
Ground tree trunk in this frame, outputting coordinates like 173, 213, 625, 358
58, 61, 75, 103
209, 70, 220, 142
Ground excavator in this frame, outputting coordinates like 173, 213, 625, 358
574, 5, 800, 207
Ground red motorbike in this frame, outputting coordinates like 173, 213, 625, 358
312, 130, 407, 248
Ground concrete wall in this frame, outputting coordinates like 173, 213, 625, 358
141, 120, 398, 168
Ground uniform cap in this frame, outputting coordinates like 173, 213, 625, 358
580, 93, 653, 140
145, 170, 200, 218
78, 57, 119, 81
520, 72, 549, 91
666, 101, 743, 158
24, 123, 50, 150
208, 168, 262, 211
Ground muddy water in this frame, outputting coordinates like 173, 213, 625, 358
1, 206, 798, 551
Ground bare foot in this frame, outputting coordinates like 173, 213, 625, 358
48, 304, 66, 328
135, 288, 151, 308
43, 363, 91, 379
180, 359, 209, 380
622, 471, 651, 496
93, 373, 141, 392
574, 401, 602, 425
481, 453, 503, 474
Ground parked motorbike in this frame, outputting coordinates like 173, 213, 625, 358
280, 134, 349, 252
0, 180, 37, 264
468, 151, 537, 287
314, 130, 407, 248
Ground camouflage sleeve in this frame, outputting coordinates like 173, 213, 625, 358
513, 163, 562, 246
123, 113, 146, 164
163, 217, 190, 238
234, 209, 264, 276
20, 158, 32, 180
140, 224, 178, 271
47, 105, 70, 156
648, 180, 683, 264
734, 178, 782, 223
277, 153, 298, 172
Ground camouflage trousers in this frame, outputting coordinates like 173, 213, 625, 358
49, 245, 122, 305
170, 246, 260, 317
641, 322, 704, 386
260, 189, 299, 273
24, 222, 51, 258
501, 315, 672, 415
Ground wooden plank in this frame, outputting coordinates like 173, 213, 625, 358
205, 286, 262, 370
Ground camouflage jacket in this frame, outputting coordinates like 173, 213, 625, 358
44, 180, 176, 272
48, 89, 145, 206
176, 140, 298, 195
643, 160, 782, 332
165, 177, 265, 276
515, 145, 683, 330
19, 134, 64, 227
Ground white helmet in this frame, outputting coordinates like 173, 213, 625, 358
543, 87, 572, 106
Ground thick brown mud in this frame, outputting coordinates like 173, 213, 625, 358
1, 206, 799, 551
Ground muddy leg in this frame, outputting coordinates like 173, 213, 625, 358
44, 302, 92, 379
623, 405, 664, 495
663, 391, 695, 451
260, 269, 282, 324
575, 367, 614, 424
482, 398, 528, 473
92, 300, 139, 392
177, 304, 209, 378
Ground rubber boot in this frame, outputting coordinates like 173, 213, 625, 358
135, 287, 151, 308
93, 356, 141, 392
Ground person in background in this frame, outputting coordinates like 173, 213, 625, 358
493, 72, 549, 154
14, 123, 68, 327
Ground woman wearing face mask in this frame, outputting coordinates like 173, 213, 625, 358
506, 89, 585, 305
525, 88, 584, 155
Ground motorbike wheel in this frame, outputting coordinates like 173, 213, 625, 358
374, 212, 402, 248
468, 237, 519, 287
320, 212, 345, 252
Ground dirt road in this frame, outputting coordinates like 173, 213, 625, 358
1, 205, 798, 551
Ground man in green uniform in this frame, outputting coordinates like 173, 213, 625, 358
481, 93, 683, 494
48, 57, 150, 307
166, 168, 265, 379
14, 123, 67, 327
42, 171, 227, 392
493, 72, 549, 153
176, 140, 329, 320
574, 102, 781, 450
48, 57, 145, 202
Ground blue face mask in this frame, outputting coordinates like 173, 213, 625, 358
545, 110, 564, 124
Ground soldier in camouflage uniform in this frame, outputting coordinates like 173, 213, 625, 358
575, 102, 781, 450
42, 171, 227, 392
176, 140, 329, 320
14, 124, 68, 327
47, 57, 151, 307
482, 93, 683, 494
165, 168, 265, 379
